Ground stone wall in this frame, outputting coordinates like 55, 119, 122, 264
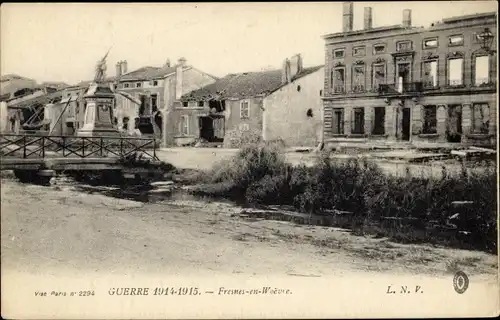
323, 91, 496, 146
263, 68, 324, 147
224, 97, 264, 143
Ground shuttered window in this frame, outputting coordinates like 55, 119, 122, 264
332, 108, 344, 135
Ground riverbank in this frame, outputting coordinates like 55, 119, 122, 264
155, 147, 492, 178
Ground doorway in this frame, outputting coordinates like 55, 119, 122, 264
402, 108, 411, 141
199, 116, 224, 142
447, 105, 462, 143
154, 112, 163, 136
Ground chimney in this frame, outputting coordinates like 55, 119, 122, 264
175, 57, 186, 100
364, 7, 373, 29
281, 58, 291, 84
289, 54, 303, 79
116, 62, 122, 77
121, 60, 128, 75
403, 9, 412, 27
342, 2, 354, 32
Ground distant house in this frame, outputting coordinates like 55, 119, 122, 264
176, 54, 324, 147
41, 81, 70, 91
2, 88, 64, 134
115, 58, 217, 146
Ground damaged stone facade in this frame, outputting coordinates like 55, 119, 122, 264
115, 58, 217, 147
323, 3, 497, 147
176, 54, 324, 148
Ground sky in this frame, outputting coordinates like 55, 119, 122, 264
1, 1, 497, 85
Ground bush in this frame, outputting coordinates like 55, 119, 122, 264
199, 142, 289, 201
195, 144, 497, 252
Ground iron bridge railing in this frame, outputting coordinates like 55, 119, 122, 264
0, 134, 159, 161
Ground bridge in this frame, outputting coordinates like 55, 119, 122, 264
0, 133, 165, 185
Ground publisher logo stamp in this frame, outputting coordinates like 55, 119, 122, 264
453, 271, 469, 294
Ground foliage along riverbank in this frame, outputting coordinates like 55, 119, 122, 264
187, 143, 497, 253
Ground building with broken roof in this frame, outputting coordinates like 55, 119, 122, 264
0, 74, 38, 102
1, 75, 66, 134
115, 58, 217, 146
177, 54, 324, 147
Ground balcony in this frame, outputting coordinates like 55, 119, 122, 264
333, 85, 346, 94
378, 82, 423, 96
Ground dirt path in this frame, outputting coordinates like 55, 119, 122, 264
1, 179, 497, 280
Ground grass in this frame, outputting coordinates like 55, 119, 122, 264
188, 143, 497, 253
445, 256, 483, 274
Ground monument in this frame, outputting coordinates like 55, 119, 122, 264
76, 51, 120, 137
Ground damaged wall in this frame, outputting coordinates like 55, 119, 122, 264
263, 67, 324, 147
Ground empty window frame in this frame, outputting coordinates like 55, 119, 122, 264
353, 46, 366, 57
151, 94, 158, 113
447, 58, 464, 86
396, 40, 412, 52
474, 55, 490, 86
333, 49, 345, 59
448, 35, 464, 46
373, 44, 386, 55
123, 117, 130, 131
372, 63, 386, 89
333, 68, 346, 93
422, 105, 437, 134
422, 60, 438, 88
352, 64, 366, 92
423, 37, 438, 49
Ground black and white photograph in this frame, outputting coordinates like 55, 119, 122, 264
1, 1, 498, 318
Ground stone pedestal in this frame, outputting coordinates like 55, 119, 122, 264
77, 82, 120, 137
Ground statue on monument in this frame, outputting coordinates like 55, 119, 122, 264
94, 49, 110, 83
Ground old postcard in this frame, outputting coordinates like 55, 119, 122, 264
1, 1, 499, 319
